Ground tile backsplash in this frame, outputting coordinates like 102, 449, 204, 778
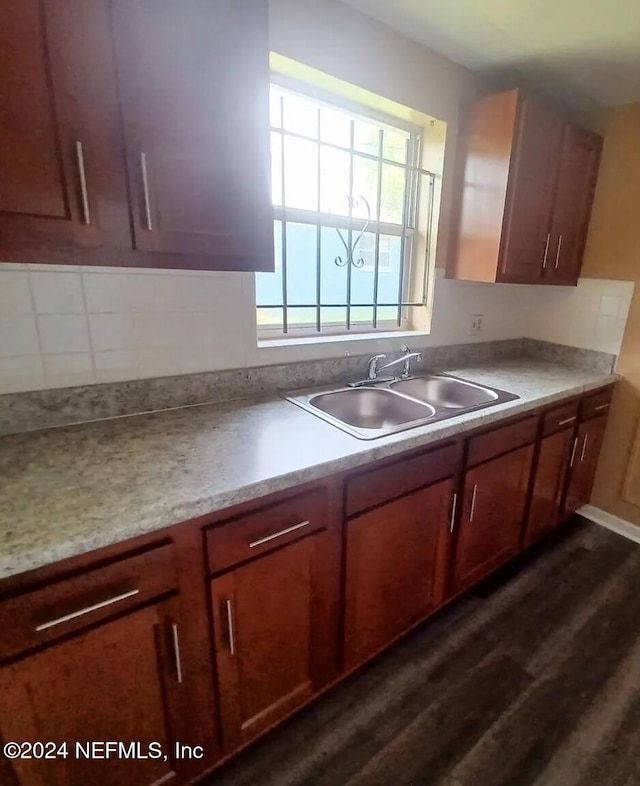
525, 277, 635, 356
0, 263, 256, 394
0, 262, 634, 395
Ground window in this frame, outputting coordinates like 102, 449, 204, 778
256, 84, 436, 337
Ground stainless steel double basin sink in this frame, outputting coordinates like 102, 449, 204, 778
285, 374, 519, 439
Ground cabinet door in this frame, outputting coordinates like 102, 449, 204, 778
499, 97, 563, 283
0, 0, 130, 261
344, 479, 454, 671
211, 530, 338, 749
111, 0, 273, 270
453, 445, 534, 592
546, 125, 603, 285
524, 428, 575, 546
565, 416, 608, 515
0, 599, 184, 786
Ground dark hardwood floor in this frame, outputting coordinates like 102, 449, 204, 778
203, 520, 640, 786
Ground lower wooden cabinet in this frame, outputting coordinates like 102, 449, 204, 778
564, 415, 608, 515
524, 427, 575, 545
343, 479, 454, 670
210, 528, 339, 750
0, 598, 184, 786
453, 445, 534, 592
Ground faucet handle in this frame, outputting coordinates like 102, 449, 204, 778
402, 350, 422, 379
367, 354, 386, 380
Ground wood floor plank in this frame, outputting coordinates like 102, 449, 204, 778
343, 653, 531, 786
441, 547, 640, 786
529, 633, 640, 786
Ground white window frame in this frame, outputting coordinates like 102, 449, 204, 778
256, 79, 435, 339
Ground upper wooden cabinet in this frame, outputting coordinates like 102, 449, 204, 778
546, 125, 602, 284
449, 88, 602, 286
0, 0, 131, 263
0, 0, 273, 272
111, 0, 273, 270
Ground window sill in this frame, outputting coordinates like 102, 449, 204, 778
257, 329, 431, 350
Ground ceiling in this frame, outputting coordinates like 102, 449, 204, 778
340, 0, 640, 112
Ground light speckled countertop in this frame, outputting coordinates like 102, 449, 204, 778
0, 359, 616, 581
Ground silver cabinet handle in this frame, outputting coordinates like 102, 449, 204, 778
570, 437, 578, 467
542, 233, 551, 269
554, 234, 563, 269
225, 599, 236, 656
35, 588, 140, 632
558, 416, 577, 427
581, 434, 589, 462
469, 484, 478, 522
172, 623, 183, 684
75, 141, 91, 225
249, 520, 310, 549
594, 403, 610, 412
449, 492, 458, 533
140, 152, 153, 231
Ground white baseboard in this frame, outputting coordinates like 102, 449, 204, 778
578, 504, 640, 544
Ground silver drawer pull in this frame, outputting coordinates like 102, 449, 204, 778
581, 434, 589, 462
225, 599, 236, 656
75, 141, 91, 225
248, 520, 310, 549
558, 416, 577, 426
450, 492, 458, 533
140, 151, 153, 231
570, 437, 578, 467
542, 233, 551, 269
594, 403, 610, 412
469, 484, 478, 522
554, 234, 563, 269
35, 588, 140, 632
172, 623, 183, 684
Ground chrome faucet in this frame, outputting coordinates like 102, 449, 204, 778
349, 346, 422, 387
367, 354, 388, 381
378, 345, 423, 379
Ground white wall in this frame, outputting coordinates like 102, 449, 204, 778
268, 0, 480, 274
0, 261, 632, 395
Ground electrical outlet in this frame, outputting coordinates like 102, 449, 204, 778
470, 314, 484, 336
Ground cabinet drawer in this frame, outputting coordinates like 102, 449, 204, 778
345, 443, 459, 517
581, 387, 613, 420
542, 400, 579, 437
207, 488, 328, 574
467, 416, 537, 468
0, 543, 176, 661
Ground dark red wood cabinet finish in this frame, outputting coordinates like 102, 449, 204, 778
0, 389, 613, 785
0, 598, 184, 786
545, 125, 602, 285
449, 88, 602, 286
343, 478, 455, 670
524, 427, 575, 546
0, 0, 273, 271
453, 444, 534, 592
209, 486, 341, 752
0, 0, 131, 263
564, 415, 608, 515
110, 0, 273, 270
500, 96, 564, 283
